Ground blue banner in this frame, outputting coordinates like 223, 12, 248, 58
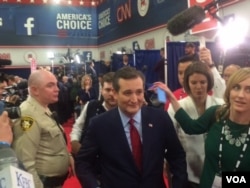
15, 14, 38, 36
0, 0, 188, 46
97, 0, 187, 44
0, 4, 97, 45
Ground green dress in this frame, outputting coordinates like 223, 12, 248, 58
175, 105, 250, 188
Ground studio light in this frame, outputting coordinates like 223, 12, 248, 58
217, 16, 249, 51
75, 54, 81, 64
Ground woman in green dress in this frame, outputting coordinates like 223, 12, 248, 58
154, 67, 250, 188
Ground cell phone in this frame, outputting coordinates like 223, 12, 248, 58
157, 87, 167, 103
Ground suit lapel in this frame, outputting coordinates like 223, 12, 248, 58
141, 107, 156, 170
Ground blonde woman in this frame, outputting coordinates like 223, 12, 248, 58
76, 74, 97, 109
155, 68, 250, 188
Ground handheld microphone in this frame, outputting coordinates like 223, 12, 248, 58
167, 5, 206, 36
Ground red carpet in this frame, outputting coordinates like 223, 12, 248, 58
63, 118, 82, 188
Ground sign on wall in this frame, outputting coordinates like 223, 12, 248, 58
188, 0, 245, 35
0, 0, 188, 46
98, 0, 188, 44
0, 4, 97, 46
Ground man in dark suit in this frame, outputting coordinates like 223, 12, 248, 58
75, 66, 188, 188
87, 60, 99, 97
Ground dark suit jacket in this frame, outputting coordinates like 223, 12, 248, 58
76, 106, 187, 188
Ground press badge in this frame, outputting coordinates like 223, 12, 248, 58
212, 174, 222, 188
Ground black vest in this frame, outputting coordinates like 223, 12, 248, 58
80, 100, 106, 143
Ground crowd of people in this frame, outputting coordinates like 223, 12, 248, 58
0, 43, 249, 188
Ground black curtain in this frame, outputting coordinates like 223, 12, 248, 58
110, 54, 134, 72
166, 42, 187, 91
134, 50, 160, 88
166, 41, 218, 91
0, 67, 31, 79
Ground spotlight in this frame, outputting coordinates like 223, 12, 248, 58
217, 16, 249, 50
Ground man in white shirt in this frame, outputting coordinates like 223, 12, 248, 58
70, 72, 117, 155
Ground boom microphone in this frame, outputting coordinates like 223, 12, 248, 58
167, 5, 206, 36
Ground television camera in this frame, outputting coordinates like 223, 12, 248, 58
0, 83, 28, 119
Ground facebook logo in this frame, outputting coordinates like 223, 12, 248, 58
24, 17, 34, 35
16, 15, 38, 36
83, 51, 92, 61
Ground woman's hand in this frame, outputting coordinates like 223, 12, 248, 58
152, 82, 181, 112
152, 82, 175, 101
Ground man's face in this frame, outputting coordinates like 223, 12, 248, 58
185, 46, 195, 55
178, 62, 192, 87
32, 74, 59, 105
123, 55, 129, 64
223, 66, 239, 84
102, 82, 117, 108
0, 81, 7, 99
114, 77, 144, 117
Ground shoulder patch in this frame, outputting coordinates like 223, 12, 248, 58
20, 117, 34, 131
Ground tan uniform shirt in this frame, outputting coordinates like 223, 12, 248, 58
13, 96, 70, 188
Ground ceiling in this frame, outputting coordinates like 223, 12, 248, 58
0, 0, 105, 7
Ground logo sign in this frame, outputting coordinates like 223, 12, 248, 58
83, 51, 92, 62
16, 15, 38, 36
222, 171, 250, 187
24, 51, 37, 63
0, 165, 35, 188
188, 0, 218, 35
137, 0, 150, 17
188, 0, 245, 35
144, 38, 155, 50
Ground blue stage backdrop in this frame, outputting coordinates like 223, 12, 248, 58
0, 0, 188, 46
0, 4, 97, 46
97, 0, 187, 45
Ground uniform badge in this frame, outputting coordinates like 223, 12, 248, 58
20, 117, 34, 131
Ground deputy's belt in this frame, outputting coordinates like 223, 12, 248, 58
39, 173, 68, 187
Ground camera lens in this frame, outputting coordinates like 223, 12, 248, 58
5, 107, 21, 119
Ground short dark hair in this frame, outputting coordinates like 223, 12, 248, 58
183, 62, 214, 95
101, 72, 115, 87
113, 67, 145, 92
185, 42, 195, 48
178, 55, 197, 64
0, 72, 8, 84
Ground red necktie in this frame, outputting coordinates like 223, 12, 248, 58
129, 119, 142, 171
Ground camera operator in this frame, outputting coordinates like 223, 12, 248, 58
4, 74, 28, 105
0, 73, 21, 119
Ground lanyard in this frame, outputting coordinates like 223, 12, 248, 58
218, 119, 250, 174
